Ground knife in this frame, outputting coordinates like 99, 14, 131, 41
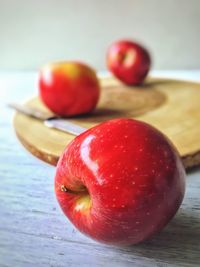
8, 103, 87, 136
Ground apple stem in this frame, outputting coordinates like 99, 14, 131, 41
60, 184, 83, 195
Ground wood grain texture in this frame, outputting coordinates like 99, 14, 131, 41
13, 76, 200, 169
0, 72, 200, 267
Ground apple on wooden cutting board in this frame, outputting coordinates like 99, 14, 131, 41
107, 39, 151, 85
39, 61, 100, 117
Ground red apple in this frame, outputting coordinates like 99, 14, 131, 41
39, 61, 100, 116
107, 40, 151, 85
55, 118, 185, 245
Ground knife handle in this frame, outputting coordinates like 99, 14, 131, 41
44, 118, 87, 136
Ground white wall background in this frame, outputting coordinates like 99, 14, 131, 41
0, 0, 199, 71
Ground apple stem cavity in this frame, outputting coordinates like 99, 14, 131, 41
60, 185, 92, 212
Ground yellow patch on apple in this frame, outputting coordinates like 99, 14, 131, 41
75, 194, 91, 212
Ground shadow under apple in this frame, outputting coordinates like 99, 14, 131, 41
74, 83, 167, 124
115, 209, 200, 265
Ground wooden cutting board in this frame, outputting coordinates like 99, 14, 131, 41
13, 76, 200, 170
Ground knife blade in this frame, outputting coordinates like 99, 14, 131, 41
8, 103, 87, 136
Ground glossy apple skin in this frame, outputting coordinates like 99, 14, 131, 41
107, 40, 151, 85
39, 61, 100, 116
55, 118, 185, 245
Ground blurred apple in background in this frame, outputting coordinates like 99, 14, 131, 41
39, 61, 100, 116
55, 118, 185, 245
107, 40, 151, 85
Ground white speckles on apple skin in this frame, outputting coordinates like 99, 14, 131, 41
122, 225, 130, 230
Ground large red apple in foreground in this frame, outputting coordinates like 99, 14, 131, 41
107, 40, 151, 85
39, 61, 100, 116
55, 118, 185, 245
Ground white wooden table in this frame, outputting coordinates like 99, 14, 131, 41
0, 71, 200, 267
